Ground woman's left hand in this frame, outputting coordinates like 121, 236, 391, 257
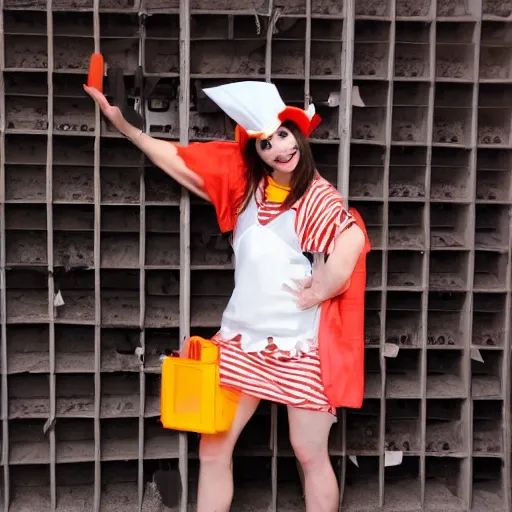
285, 258, 344, 310
284, 225, 365, 309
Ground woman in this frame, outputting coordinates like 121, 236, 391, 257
84, 80, 367, 512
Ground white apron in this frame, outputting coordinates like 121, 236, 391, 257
219, 196, 321, 353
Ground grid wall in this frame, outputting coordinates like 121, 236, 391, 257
0, 0, 511, 510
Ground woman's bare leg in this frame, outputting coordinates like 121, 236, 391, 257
197, 394, 260, 512
288, 406, 338, 512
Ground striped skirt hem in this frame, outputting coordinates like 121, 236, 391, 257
212, 335, 336, 416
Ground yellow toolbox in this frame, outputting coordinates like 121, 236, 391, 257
160, 336, 240, 434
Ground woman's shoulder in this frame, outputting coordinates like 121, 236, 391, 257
299, 174, 344, 208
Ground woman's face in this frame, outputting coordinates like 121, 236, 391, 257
255, 125, 300, 174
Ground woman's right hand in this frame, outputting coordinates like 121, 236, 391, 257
83, 84, 135, 138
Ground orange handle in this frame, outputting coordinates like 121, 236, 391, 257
87, 53, 104, 92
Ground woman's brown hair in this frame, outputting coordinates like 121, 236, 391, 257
238, 120, 316, 213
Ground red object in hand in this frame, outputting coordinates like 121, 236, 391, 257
87, 53, 104, 92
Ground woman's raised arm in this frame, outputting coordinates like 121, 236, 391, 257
84, 84, 210, 201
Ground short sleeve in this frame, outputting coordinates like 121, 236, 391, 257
295, 178, 356, 255
175, 141, 247, 232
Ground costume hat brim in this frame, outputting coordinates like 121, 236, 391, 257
203, 81, 321, 149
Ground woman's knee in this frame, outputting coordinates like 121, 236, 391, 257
199, 432, 233, 466
290, 434, 329, 469
199, 393, 260, 466
288, 408, 335, 469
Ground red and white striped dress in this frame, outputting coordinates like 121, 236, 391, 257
213, 176, 355, 416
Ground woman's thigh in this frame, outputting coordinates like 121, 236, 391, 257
287, 406, 336, 462
199, 394, 260, 463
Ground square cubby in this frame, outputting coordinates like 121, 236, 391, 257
429, 250, 469, 291
191, 204, 232, 268
430, 203, 471, 249
426, 399, 467, 455
5, 163, 46, 203
8, 374, 49, 420
430, 147, 472, 201
473, 251, 508, 291
145, 38, 180, 75
6, 324, 49, 374
436, 22, 476, 81
9, 418, 50, 464
144, 165, 182, 206
427, 292, 467, 348
53, 206, 95, 270
473, 400, 503, 456
311, 143, 339, 187
385, 399, 421, 454
425, 457, 468, 510
56, 418, 95, 463
101, 328, 142, 373
391, 106, 428, 144
426, 349, 465, 398
99, 461, 139, 509
143, 327, 180, 372
389, 146, 427, 199
386, 291, 422, 348
228, 456, 272, 511
386, 349, 421, 398
475, 204, 510, 251
351, 105, 387, 144
472, 457, 507, 512
346, 399, 381, 454
353, 21, 390, 79
5, 94, 48, 132
145, 271, 180, 329
471, 349, 503, 399
101, 166, 140, 204
144, 417, 180, 460
349, 144, 386, 200
472, 293, 507, 348
6, 269, 49, 324
191, 294, 229, 329
476, 148, 512, 202
100, 270, 140, 328
5, 34, 48, 69
480, 43, 512, 81
394, 22, 431, 79
311, 41, 342, 77
56, 374, 94, 418
54, 462, 94, 509
55, 325, 95, 373
5, 204, 47, 267
101, 418, 139, 461
101, 373, 141, 418
146, 206, 180, 268
433, 104, 473, 146
384, 456, 421, 510
387, 250, 424, 289
53, 165, 94, 204
342, 456, 381, 510
8, 465, 51, 510
5, 133, 47, 167
388, 202, 425, 250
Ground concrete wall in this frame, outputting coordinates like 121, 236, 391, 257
0, 0, 511, 510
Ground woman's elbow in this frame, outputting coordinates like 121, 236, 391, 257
343, 224, 366, 258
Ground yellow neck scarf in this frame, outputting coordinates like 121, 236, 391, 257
265, 176, 291, 203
